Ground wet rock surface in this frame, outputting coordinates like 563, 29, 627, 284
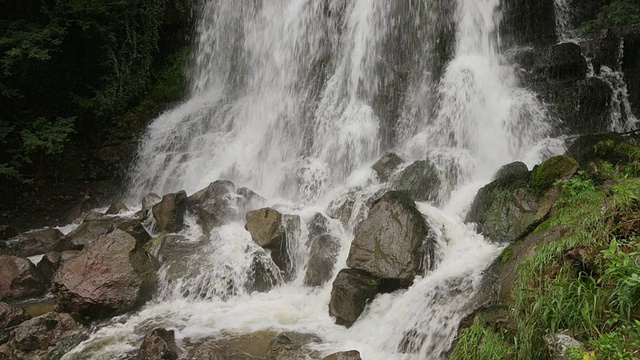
390, 160, 441, 203
245, 208, 300, 281
347, 191, 433, 280
304, 233, 340, 287
329, 268, 380, 328
0, 256, 45, 300
137, 328, 180, 360
13, 228, 64, 257
372, 152, 404, 181
153, 191, 188, 233
0, 302, 30, 333
188, 180, 238, 234
51, 229, 156, 318
322, 350, 362, 360
266, 331, 322, 360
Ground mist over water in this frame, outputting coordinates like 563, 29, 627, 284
66, 0, 594, 359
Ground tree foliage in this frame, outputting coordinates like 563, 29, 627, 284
0, 0, 189, 183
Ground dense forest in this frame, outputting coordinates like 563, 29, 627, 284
0, 0, 191, 226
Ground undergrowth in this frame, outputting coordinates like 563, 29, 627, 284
457, 145, 640, 359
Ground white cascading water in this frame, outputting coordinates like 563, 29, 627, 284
64, 0, 569, 359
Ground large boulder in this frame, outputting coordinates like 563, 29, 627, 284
466, 157, 578, 243
51, 229, 157, 318
152, 191, 188, 233
329, 269, 380, 328
372, 152, 405, 181
304, 234, 340, 287
245, 208, 300, 281
36, 251, 79, 285
137, 328, 179, 360
0, 255, 45, 300
346, 191, 434, 281
326, 187, 377, 230
390, 160, 441, 203
14, 228, 64, 257
266, 332, 322, 360
188, 180, 238, 234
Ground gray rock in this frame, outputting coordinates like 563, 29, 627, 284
304, 234, 340, 287
390, 160, 441, 203
0, 255, 45, 300
372, 152, 405, 182
51, 229, 157, 318
493, 162, 529, 181
544, 330, 584, 360
153, 191, 188, 233
466, 156, 578, 243
500, 0, 557, 46
347, 191, 434, 280
190, 341, 262, 360
246, 251, 282, 293
329, 269, 380, 328
188, 180, 238, 234
106, 200, 130, 215
142, 193, 162, 213
118, 219, 152, 245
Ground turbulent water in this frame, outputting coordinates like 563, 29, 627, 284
62, 0, 605, 359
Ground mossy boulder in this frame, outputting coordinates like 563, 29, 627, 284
347, 191, 434, 281
466, 158, 576, 243
530, 155, 579, 193
567, 132, 640, 167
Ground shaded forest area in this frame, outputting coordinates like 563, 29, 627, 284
0, 0, 192, 228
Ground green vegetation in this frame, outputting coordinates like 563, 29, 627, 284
0, 0, 191, 191
456, 137, 640, 359
580, 0, 640, 34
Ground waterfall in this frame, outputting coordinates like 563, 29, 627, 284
65, 0, 564, 359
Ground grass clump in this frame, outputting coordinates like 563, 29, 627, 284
450, 316, 515, 360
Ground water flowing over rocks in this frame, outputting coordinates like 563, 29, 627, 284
304, 233, 340, 287
142, 193, 162, 214
188, 180, 238, 234
245, 208, 300, 281
0, 255, 45, 300
347, 191, 434, 280
51, 229, 156, 318
153, 191, 188, 233
137, 328, 180, 360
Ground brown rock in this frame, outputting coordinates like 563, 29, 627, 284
266, 332, 322, 360
12, 312, 84, 352
0, 302, 30, 330
372, 152, 404, 181
0, 256, 45, 300
59, 217, 127, 250
323, 350, 362, 360
15, 228, 64, 257
137, 328, 179, 360
36, 251, 79, 285
51, 229, 156, 318
191, 341, 262, 359
153, 191, 187, 233
245, 208, 300, 281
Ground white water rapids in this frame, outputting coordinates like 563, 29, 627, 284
64, 0, 578, 359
